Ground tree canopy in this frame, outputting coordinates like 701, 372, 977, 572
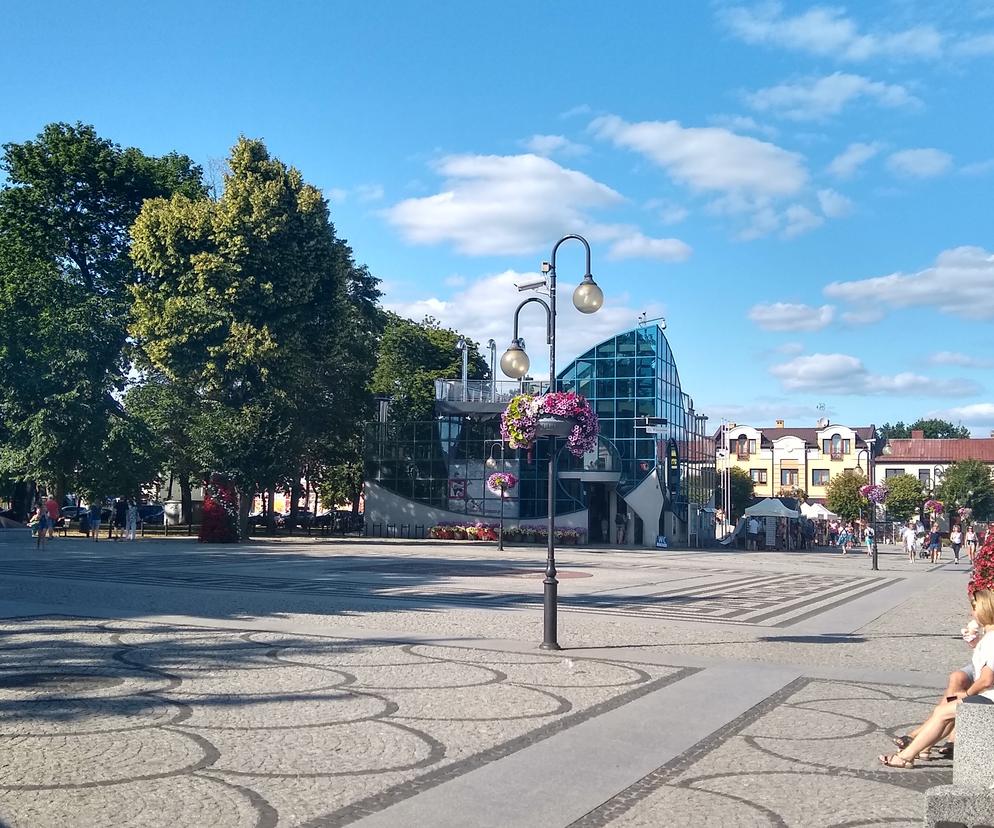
882, 473, 924, 521
0, 122, 204, 514
936, 460, 994, 521
826, 469, 868, 522
878, 418, 970, 440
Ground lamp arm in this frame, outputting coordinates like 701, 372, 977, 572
511, 296, 553, 345
550, 234, 592, 277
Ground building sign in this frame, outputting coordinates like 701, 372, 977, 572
666, 438, 680, 496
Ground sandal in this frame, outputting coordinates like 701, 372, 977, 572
892, 735, 913, 750
878, 753, 915, 769
927, 742, 954, 760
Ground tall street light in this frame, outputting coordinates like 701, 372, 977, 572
500, 234, 603, 650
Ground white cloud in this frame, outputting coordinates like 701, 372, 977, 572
382, 269, 664, 377
326, 187, 349, 204
560, 104, 593, 119
708, 114, 779, 138
606, 233, 692, 262
701, 400, 834, 427
645, 198, 689, 225
961, 158, 994, 176
828, 142, 882, 178
382, 153, 624, 255
840, 309, 883, 325
444, 274, 467, 288
520, 134, 590, 158
930, 404, 994, 436
953, 33, 994, 57
746, 73, 920, 120
770, 352, 977, 396
775, 341, 805, 355
749, 302, 835, 331
928, 351, 993, 368
886, 148, 953, 178
719, 3, 943, 61
326, 184, 384, 204
825, 246, 994, 319
591, 114, 808, 197
782, 204, 824, 237
817, 188, 854, 218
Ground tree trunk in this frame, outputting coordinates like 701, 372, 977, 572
289, 476, 303, 533
237, 487, 252, 541
266, 485, 277, 533
12, 480, 31, 523
351, 483, 362, 514
54, 473, 67, 509
179, 475, 193, 525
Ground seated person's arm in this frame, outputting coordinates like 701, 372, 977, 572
966, 665, 994, 697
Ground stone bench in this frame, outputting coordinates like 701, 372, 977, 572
924, 696, 994, 828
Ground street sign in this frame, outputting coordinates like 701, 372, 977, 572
644, 425, 669, 435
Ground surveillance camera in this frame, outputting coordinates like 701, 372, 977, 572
659, 318, 667, 330
516, 278, 547, 292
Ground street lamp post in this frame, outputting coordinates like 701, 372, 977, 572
500, 234, 604, 650
456, 337, 469, 401
487, 339, 497, 402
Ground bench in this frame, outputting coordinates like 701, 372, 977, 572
924, 696, 994, 828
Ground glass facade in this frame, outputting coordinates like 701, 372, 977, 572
364, 324, 715, 541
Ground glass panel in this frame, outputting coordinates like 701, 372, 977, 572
615, 378, 635, 398
596, 339, 616, 359
636, 358, 655, 378
596, 398, 615, 418
595, 379, 614, 398
595, 359, 615, 378
615, 357, 636, 377
636, 398, 655, 417
574, 359, 594, 380
577, 378, 593, 398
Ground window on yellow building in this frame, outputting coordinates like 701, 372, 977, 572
781, 469, 798, 486
750, 469, 767, 484
812, 469, 830, 486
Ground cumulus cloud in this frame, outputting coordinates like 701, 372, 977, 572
782, 204, 824, 237
590, 114, 808, 197
606, 233, 692, 262
326, 184, 384, 204
700, 400, 834, 427
520, 134, 589, 157
825, 246, 994, 319
749, 302, 835, 331
770, 352, 977, 396
719, 3, 944, 61
645, 198, 689, 225
929, 351, 993, 368
746, 73, 920, 120
383, 153, 622, 255
708, 114, 779, 138
961, 158, 994, 176
840, 309, 883, 325
887, 148, 953, 178
828, 142, 882, 178
930, 404, 994, 436
382, 269, 664, 376
817, 188, 854, 218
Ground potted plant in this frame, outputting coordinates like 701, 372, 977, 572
487, 471, 518, 550
501, 392, 599, 457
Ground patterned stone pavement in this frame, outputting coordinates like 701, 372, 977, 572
0, 616, 686, 827
0, 539, 969, 826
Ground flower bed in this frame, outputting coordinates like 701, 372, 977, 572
427, 522, 584, 544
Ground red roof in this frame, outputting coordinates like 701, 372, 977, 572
883, 438, 994, 463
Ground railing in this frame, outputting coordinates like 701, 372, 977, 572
434, 378, 550, 403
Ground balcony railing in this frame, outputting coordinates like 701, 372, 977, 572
434, 378, 550, 404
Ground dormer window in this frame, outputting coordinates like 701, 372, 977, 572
821, 434, 850, 459
735, 436, 756, 458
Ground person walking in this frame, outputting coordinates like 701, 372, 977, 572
747, 516, 760, 551
126, 499, 138, 541
928, 522, 943, 564
903, 522, 917, 563
88, 501, 102, 542
615, 509, 629, 545
44, 495, 60, 539
966, 524, 979, 566
112, 498, 127, 541
949, 524, 963, 564
864, 524, 875, 557
32, 505, 50, 550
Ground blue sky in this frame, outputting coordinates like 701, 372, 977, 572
4, 1, 994, 432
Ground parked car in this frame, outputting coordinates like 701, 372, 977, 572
61, 506, 88, 521
280, 509, 315, 529
315, 510, 363, 533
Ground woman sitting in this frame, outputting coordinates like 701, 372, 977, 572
879, 589, 994, 768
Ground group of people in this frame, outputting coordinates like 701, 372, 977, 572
829, 520, 876, 556
879, 588, 994, 768
901, 520, 979, 565
28, 497, 141, 547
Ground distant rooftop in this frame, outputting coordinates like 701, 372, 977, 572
883, 437, 994, 463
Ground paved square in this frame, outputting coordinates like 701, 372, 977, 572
0, 538, 971, 826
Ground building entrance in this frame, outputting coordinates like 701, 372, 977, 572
586, 483, 610, 543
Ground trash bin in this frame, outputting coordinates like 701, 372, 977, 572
79, 513, 90, 534
164, 501, 182, 526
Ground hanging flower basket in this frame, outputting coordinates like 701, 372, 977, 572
958, 506, 973, 521
859, 483, 887, 504
924, 498, 944, 516
487, 472, 518, 497
500, 392, 598, 457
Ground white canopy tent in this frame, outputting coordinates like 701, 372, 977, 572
801, 502, 838, 520
744, 498, 800, 519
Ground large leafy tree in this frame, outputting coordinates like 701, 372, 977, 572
130, 137, 361, 537
826, 469, 868, 522
0, 123, 203, 516
728, 467, 755, 522
878, 418, 970, 440
372, 314, 488, 421
936, 459, 994, 520
883, 473, 924, 521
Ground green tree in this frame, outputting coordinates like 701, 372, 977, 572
0, 123, 203, 515
878, 418, 970, 441
717, 467, 755, 522
883, 473, 924, 521
371, 314, 488, 421
130, 137, 361, 537
826, 469, 868, 522
937, 459, 994, 520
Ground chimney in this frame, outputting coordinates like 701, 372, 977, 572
775, 419, 785, 428
911, 429, 925, 440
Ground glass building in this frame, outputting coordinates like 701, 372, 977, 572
363, 323, 716, 547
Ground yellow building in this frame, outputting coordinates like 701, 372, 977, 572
717, 419, 878, 503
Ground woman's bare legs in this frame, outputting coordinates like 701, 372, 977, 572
883, 699, 958, 765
